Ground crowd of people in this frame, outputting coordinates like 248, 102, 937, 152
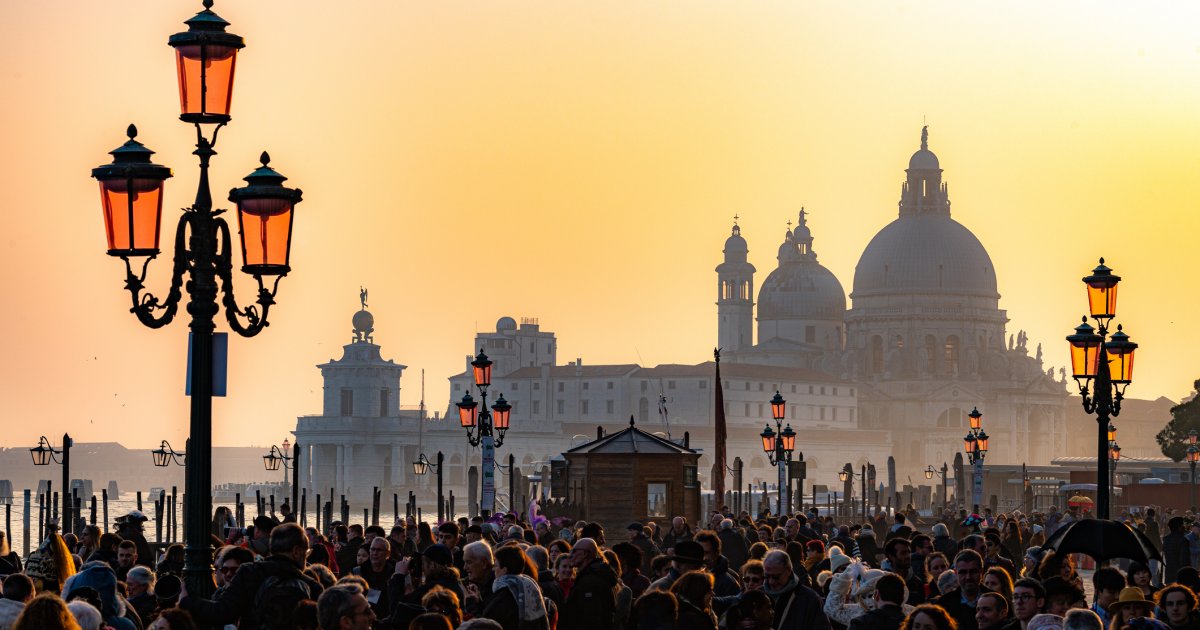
1, 501, 1200, 630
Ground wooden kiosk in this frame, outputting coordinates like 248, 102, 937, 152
560, 417, 701, 539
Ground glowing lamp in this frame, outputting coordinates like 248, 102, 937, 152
977, 431, 989, 455
413, 457, 428, 476
457, 392, 478, 428
471, 349, 493, 387
1189, 446, 1200, 464
760, 425, 776, 454
780, 424, 797, 454
964, 433, 977, 455
228, 153, 302, 276
1104, 326, 1138, 384
770, 391, 786, 421
1110, 443, 1121, 462
968, 407, 983, 431
491, 394, 512, 432
1082, 258, 1120, 323
282, 438, 290, 453
1190, 429, 1198, 446
92, 125, 173, 257
263, 451, 281, 471
925, 466, 935, 480
1066, 317, 1104, 381
1108, 423, 1117, 443
168, 1, 245, 124
838, 469, 849, 482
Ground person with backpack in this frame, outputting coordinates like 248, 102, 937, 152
179, 522, 323, 630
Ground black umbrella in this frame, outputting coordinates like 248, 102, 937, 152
1042, 519, 1161, 564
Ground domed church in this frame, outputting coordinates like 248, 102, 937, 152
719, 127, 1069, 475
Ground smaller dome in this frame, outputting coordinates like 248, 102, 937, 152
777, 231, 797, 262
908, 148, 939, 170
724, 224, 748, 253
352, 309, 374, 333
496, 316, 517, 331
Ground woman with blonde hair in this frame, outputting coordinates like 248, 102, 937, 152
14, 593, 83, 630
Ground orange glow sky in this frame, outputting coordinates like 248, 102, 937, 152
3, 1, 1199, 449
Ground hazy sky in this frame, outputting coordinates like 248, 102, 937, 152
3, 1, 1198, 449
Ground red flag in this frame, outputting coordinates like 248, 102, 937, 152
713, 348, 727, 510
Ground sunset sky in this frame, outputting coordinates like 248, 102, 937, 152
2, 1, 1199, 449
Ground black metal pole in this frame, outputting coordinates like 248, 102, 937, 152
61, 434, 71, 536
508, 453, 515, 514
1093, 347, 1113, 520
292, 442, 300, 515
436, 452, 444, 524
1191, 461, 1196, 511
941, 463, 948, 512
861, 464, 866, 523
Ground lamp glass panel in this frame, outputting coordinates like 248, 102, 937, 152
472, 363, 491, 387
761, 433, 774, 454
1109, 349, 1135, 383
493, 408, 510, 431
925, 468, 934, 479
781, 432, 796, 452
771, 401, 785, 421
979, 436, 989, 453
458, 404, 477, 428
969, 412, 982, 430
1087, 282, 1118, 319
100, 179, 164, 253
1069, 340, 1101, 378
31, 447, 50, 466
263, 454, 280, 471
237, 198, 293, 272
174, 44, 238, 117
413, 460, 427, 475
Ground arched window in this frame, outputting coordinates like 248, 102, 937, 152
870, 336, 884, 374
936, 407, 965, 429
944, 335, 960, 372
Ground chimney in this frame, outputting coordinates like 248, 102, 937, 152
683, 431, 690, 449
597, 426, 605, 440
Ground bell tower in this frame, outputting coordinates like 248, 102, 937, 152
716, 219, 755, 352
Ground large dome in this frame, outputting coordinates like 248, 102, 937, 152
758, 262, 846, 320
852, 213, 997, 297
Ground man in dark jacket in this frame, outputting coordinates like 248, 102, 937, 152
696, 530, 742, 597
850, 573, 907, 630
180, 523, 323, 630
933, 549, 985, 630
661, 517, 694, 551
762, 550, 831, 630
627, 523, 662, 575
335, 524, 365, 577
717, 520, 750, 575
560, 538, 618, 630
1163, 516, 1192, 583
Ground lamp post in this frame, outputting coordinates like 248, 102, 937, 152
963, 407, 988, 512
92, 1, 303, 599
152, 440, 187, 467
838, 463, 868, 522
413, 452, 444, 523
925, 463, 949, 511
1188, 430, 1199, 510
456, 349, 512, 517
1066, 258, 1139, 521
30, 434, 73, 534
262, 440, 299, 518
761, 392, 796, 516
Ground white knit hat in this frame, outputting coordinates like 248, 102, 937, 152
829, 546, 851, 573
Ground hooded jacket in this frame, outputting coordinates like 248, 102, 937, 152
767, 573, 832, 630
180, 554, 323, 629
63, 562, 136, 630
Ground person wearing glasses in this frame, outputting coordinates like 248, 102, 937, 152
762, 550, 831, 630
316, 584, 375, 630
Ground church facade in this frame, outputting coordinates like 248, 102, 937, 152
294, 129, 1076, 507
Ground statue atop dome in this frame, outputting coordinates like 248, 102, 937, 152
352, 288, 374, 344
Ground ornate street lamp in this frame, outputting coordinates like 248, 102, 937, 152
413, 452, 446, 523
456, 349, 513, 517
925, 462, 950, 510
29, 435, 73, 535
262, 444, 292, 473
1066, 258, 1139, 520
152, 440, 187, 467
93, 1, 303, 599
964, 407, 987, 511
760, 391, 795, 515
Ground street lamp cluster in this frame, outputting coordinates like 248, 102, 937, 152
456, 350, 513, 517
1065, 258, 1139, 520
963, 407, 988, 511
91, 0, 304, 597
761, 392, 796, 514
1188, 430, 1199, 510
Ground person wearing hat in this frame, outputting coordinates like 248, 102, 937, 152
1108, 586, 1155, 629
648, 540, 707, 593
627, 522, 661, 575
115, 510, 153, 569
